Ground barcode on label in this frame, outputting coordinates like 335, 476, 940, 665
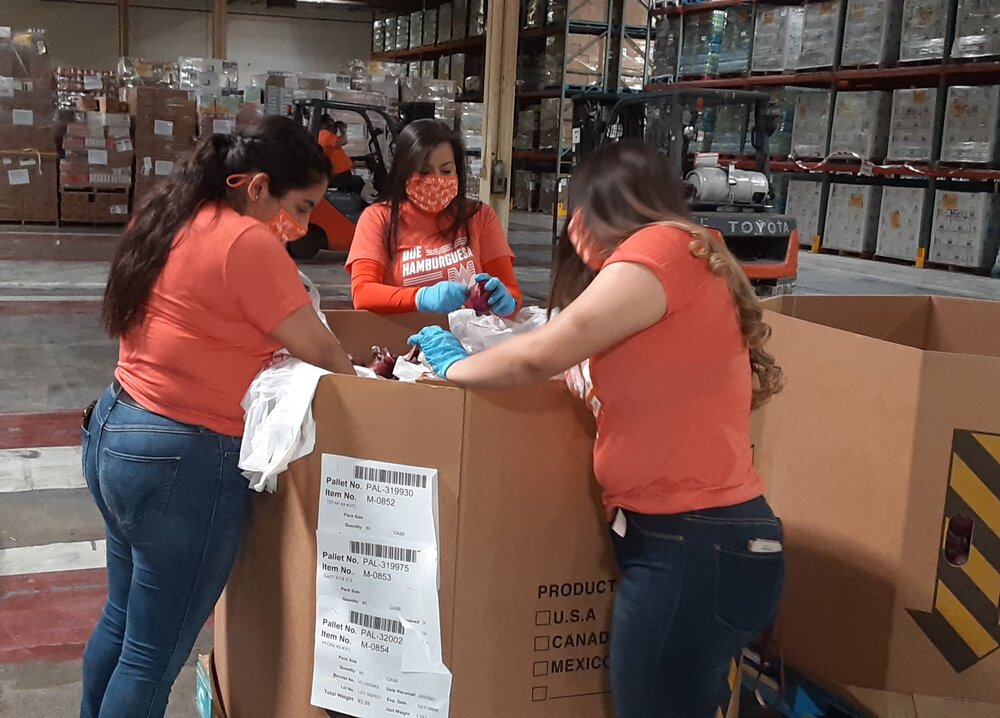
353, 465, 427, 488
349, 610, 404, 636
349, 540, 417, 563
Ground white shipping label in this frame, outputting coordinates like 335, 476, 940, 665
110, 204, 129, 215
19, 159, 37, 167
153, 119, 174, 137
142, 156, 153, 174
88, 149, 109, 166
12, 109, 33, 126
154, 160, 174, 176
8, 169, 31, 186
116, 139, 134, 152
212, 119, 235, 134
0, 77, 13, 98
83, 74, 103, 91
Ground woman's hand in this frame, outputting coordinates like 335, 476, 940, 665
415, 281, 471, 314
271, 305, 355, 374
474, 273, 517, 317
408, 326, 469, 378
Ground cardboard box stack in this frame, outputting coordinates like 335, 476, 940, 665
396, 13, 411, 51
751, 7, 805, 74
929, 190, 1000, 269
678, 10, 726, 78
516, 51, 546, 91
130, 87, 196, 206
514, 108, 539, 150
940, 85, 1000, 165
543, 34, 607, 88
717, 5, 754, 76
0, 27, 58, 222
466, 153, 483, 201
887, 88, 938, 162
824, 183, 882, 253
784, 178, 825, 247
876, 186, 926, 261
438, 3, 453, 43
456, 101, 483, 154
383, 16, 397, 52
60, 111, 133, 223
453, 0, 468, 40
547, 0, 610, 25
899, 0, 951, 63
757, 87, 798, 158
118, 57, 178, 89
840, 0, 903, 67
423, 7, 438, 46
797, 0, 843, 69
55, 67, 119, 111
829, 91, 892, 161
623, 0, 649, 28
539, 98, 573, 150
372, 17, 385, 54
402, 78, 459, 126
707, 104, 748, 154
409, 10, 423, 50
618, 36, 646, 91
512, 169, 540, 211
468, 0, 486, 37
178, 57, 238, 98
952, 0, 1000, 59
650, 17, 679, 82
790, 89, 832, 159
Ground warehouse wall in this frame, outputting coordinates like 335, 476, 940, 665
1, 0, 372, 77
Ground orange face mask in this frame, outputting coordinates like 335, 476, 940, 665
406, 174, 459, 214
227, 174, 309, 243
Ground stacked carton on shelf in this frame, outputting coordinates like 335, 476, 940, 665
824, 183, 882, 254
717, 5, 754, 76
468, 0, 486, 37
952, 0, 1000, 59
840, 0, 903, 67
438, 4, 453, 42
650, 17, 679, 82
56, 68, 119, 111
678, 10, 726, 78
544, 34, 608, 88
618, 36, 646, 91
876, 186, 927, 262
60, 111, 133, 223
929, 190, 1000, 269
790, 89, 832, 159
512, 169, 540, 211
797, 0, 843, 70
829, 91, 892, 161
940, 85, 1000, 165
887, 88, 938, 162
547, 0, 610, 26
899, 0, 951, 63
456, 102, 483, 153
784, 178, 825, 247
751, 7, 805, 74
129, 87, 196, 206
539, 98, 573, 150
514, 108, 539, 150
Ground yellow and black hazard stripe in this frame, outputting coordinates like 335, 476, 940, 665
909, 430, 1000, 672
715, 657, 740, 718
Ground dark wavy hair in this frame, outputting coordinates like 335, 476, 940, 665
377, 118, 480, 261
102, 115, 330, 337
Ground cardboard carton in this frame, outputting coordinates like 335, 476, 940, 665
753, 295, 1000, 705
0, 151, 58, 221
60, 189, 129, 224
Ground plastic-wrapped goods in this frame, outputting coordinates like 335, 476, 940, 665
0, 150, 58, 222
195, 95, 242, 137
941, 85, 1000, 164
876, 186, 926, 261
785, 179, 825, 247
525, 0, 546, 28
366, 62, 404, 109
60, 111, 133, 188
451, 54, 467, 91
396, 13, 411, 50
678, 10, 725, 78
751, 7, 805, 73
438, 57, 451, 80
717, 5, 753, 75
512, 170, 540, 211
623, 0, 650, 28
372, 19, 384, 54
463, 55, 484, 93
841, 0, 902, 67
790, 90, 832, 159
930, 191, 1000, 269
706, 104, 748, 154
797, 0, 843, 69
824, 184, 882, 254
829, 91, 891, 161
468, 0, 486, 37
130, 87, 197, 204
383, 16, 397, 52
453, 0, 468, 40
650, 17, 679, 82
410, 11, 424, 49
261, 73, 293, 116
407, 61, 421, 78
544, 34, 607, 87
514, 109, 539, 149
547, 0, 610, 25
327, 88, 389, 158
55, 68, 120, 111
117, 57, 178, 88
517, 52, 546, 90
421, 60, 436, 78
402, 78, 459, 124
466, 155, 483, 200
618, 36, 646, 91
423, 8, 438, 46
539, 98, 573, 149
887, 88, 937, 162
457, 102, 484, 152
539, 173, 558, 214
753, 88, 798, 157
953, 0, 1000, 59
0, 28, 57, 152
179, 57, 239, 97
899, 0, 950, 62
438, 4, 453, 43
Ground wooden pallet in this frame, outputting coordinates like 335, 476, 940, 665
818, 246, 876, 260
924, 261, 994, 277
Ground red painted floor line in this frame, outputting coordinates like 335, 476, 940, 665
0, 411, 83, 450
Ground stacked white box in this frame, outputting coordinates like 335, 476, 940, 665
751, 7, 805, 73
887, 88, 938, 162
941, 85, 1000, 164
829, 91, 892, 160
785, 178, 825, 248
798, 1, 843, 69
841, 0, 903, 67
824, 184, 882, 253
876, 186, 926, 261
953, 0, 1000, 59
930, 191, 1000, 269
791, 90, 832, 158
899, 0, 950, 62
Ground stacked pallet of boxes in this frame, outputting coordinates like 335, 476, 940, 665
0, 27, 58, 223
59, 112, 133, 224
55, 67, 119, 112
129, 87, 196, 207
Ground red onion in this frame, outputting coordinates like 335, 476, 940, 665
469, 278, 490, 316
367, 345, 422, 380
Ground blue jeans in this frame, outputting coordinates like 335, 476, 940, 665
80, 384, 250, 718
609, 497, 784, 718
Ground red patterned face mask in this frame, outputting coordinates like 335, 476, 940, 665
264, 209, 309, 243
406, 174, 459, 214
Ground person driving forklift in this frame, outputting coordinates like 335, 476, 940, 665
318, 115, 365, 195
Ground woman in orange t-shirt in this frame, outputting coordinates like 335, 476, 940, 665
318, 114, 364, 194
80, 117, 353, 718
411, 142, 785, 717
347, 119, 521, 316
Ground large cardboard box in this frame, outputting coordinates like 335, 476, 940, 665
215, 311, 624, 718
753, 295, 1000, 705
0, 150, 58, 222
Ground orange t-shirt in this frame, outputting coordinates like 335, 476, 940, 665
115, 204, 311, 437
347, 201, 514, 288
319, 129, 354, 175
589, 224, 764, 516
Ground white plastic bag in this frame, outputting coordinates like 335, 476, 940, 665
448, 306, 548, 354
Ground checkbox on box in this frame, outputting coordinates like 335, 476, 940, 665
535, 610, 551, 627
534, 635, 550, 651
532, 686, 548, 702
533, 661, 549, 677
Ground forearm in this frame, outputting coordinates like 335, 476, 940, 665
350, 259, 420, 313
445, 332, 560, 388
315, 337, 356, 375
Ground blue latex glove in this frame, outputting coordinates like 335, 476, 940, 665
474, 273, 517, 317
415, 281, 470, 314
408, 326, 469, 379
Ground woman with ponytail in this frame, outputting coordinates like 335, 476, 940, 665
81, 116, 353, 718
410, 141, 784, 718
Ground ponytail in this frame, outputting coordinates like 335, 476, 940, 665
102, 116, 330, 338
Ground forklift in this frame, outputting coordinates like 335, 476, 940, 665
572, 89, 799, 296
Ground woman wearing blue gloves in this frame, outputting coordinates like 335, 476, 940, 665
347, 119, 520, 316
410, 141, 785, 718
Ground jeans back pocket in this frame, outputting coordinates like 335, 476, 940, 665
99, 448, 181, 532
714, 546, 785, 636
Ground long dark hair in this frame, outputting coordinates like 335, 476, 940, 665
102, 115, 330, 338
378, 118, 479, 260
549, 141, 783, 409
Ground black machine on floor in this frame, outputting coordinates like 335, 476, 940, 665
571, 89, 799, 296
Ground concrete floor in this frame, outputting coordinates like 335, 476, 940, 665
0, 210, 998, 718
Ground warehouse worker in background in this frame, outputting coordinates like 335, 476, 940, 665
347, 118, 521, 315
318, 114, 365, 195
411, 141, 785, 718
81, 116, 354, 718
